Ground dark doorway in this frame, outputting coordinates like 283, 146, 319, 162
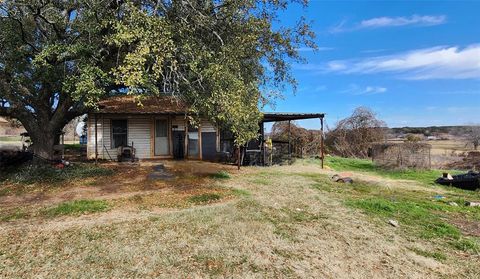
172, 131, 185, 159
201, 132, 217, 161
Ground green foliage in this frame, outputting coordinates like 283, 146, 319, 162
0, 0, 315, 149
0, 163, 113, 185
43, 200, 109, 217
405, 134, 423, 143
189, 193, 222, 204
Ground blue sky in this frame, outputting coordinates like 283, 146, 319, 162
264, 0, 480, 130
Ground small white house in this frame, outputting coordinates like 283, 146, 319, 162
87, 95, 220, 161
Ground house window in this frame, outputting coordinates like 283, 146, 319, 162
188, 124, 199, 157
112, 119, 128, 148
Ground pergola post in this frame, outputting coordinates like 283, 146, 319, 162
288, 120, 291, 163
260, 121, 266, 166
320, 117, 324, 169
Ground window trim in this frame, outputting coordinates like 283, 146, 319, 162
111, 119, 128, 148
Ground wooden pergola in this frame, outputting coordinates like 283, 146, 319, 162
242, 112, 325, 169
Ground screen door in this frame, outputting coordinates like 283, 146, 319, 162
155, 119, 169, 156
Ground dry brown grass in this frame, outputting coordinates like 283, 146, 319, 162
0, 160, 479, 278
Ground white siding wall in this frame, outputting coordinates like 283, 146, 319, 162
88, 114, 151, 160
87, 116, 111, 159
87, 114, 216, 160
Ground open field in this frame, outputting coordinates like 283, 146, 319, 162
387, 138, 477, 169
429, 140, 475, 156
1, 158, 479, 278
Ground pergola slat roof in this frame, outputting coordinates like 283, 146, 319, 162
262, 112, 325, 123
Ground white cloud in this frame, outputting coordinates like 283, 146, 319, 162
324, 44, 480, 80
297, 47, 334, 52
327, 61, 347, 71
363, 86, 387, 94
330, 15, 446, 33
329, 19, 348, 33
342, 84, 387, 95
359, 15, 446, 28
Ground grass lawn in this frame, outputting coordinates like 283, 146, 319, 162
0, 160, 479, 278
323, 156, 462, 185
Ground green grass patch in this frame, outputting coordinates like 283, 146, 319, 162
64, 143, 82, 150
451, 238, 480, 253
189, 193, 222, 204
42, 200, 109, 217
410, 248, 447, 261
0, 209, 27, 222
1, 163, 114, 185
323, 156, 460, 186
210, 171, 230, 179
346, 197, 461, 239
231, 188, 251, 197
295, 171, 480, 254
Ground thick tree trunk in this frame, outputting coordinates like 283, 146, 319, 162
30, 130, 57, 160
23, 119, 65, 160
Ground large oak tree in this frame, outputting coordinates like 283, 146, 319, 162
0, 0, 315, 159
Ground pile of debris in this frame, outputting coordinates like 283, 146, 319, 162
331, 173, 353, 184
435, 171, 480, 191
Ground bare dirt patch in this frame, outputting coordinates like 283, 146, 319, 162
451, 217, 480, 237
0, 161, 237, 224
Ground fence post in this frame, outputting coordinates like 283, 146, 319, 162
320, 117, 324, 169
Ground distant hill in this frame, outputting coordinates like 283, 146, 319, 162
390, 126, 474, 137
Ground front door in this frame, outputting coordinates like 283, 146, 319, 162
172, 131, 185, 159
155, 119, 169, 156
